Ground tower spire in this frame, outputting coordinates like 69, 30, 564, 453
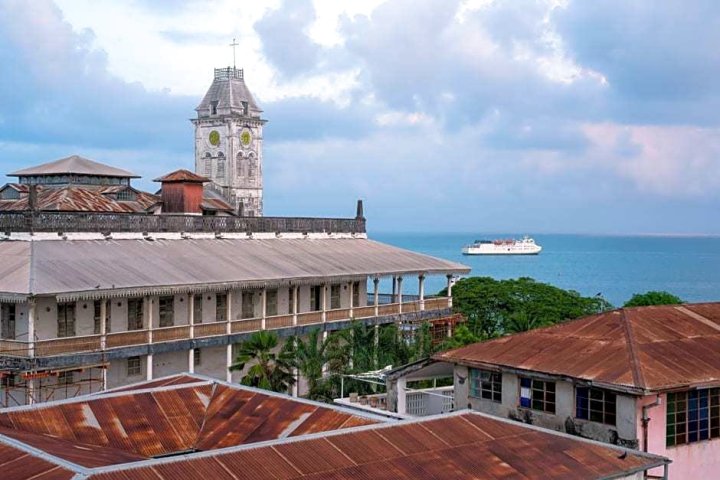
229, 38, 239, 70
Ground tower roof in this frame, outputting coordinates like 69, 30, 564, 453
196, 67, 263, 118
9, 155, 139, 178
153, 169, 210, 183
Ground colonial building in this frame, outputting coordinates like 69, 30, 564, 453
193, 67, 265, 216
386, 303, 720, 479
0, 373, 668, 480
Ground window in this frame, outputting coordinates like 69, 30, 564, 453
248, 155, 256, 178
470, 369, 502, 403
1, 304, 16, 340
204, 153, 212, 175
193, 294, 203, 323
310, 286, 322, 311
242, 101, 248, 116
288, 288, 295, 314
194, 348, 201, 367
330, 285, 341, 309
266, 289, 278, 316
1, 375, 15, 388
57, 371, 74, 385
352, 281, 360, 308
216, 293, 228, 322
217, 152, 225, 177
667, 389, 720, 447
127, 356, 142, 377
520, 377, 556, 414
576, 387, 616, 425
159, 296, 174, 328
241, 292, 254, 319
57, 303, 76, 338
116, 189, 136, 201
210, 100, 218, 115
93, 300, 103, 334
128, 299, 144, 331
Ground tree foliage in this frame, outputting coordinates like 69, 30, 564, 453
229, 331, 296, 393
443, 277, 613, 338
624, 290, 683, 307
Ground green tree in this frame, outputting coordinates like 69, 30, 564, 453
624, 291, 683, 307
294, 329, 349, 401
438, 324, 484, 351
442, 277, 613, 338
229, 331, 296, 393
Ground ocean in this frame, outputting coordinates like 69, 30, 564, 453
371, 232, 720, 308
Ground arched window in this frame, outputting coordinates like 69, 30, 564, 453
204, 152, 212, 175
236, 152, 244, 177
247, 154, 256, 178
217, 152, 225, 177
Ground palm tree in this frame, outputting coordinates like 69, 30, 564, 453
229, 331, 296, 393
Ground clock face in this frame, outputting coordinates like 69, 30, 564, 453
241, 130, 252, 146
209, 130, 220, 146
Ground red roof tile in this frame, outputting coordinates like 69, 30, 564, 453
435, 302, 720, 392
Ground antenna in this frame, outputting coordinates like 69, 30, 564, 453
229, 37, 239, 70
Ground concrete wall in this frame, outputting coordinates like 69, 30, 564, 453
638, 393, 720, 479
456, 365, 639, 447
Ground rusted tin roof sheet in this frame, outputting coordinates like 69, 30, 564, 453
0, 373, 381, 475
436, 303, 720, 393
0, 238, 469, 297
85, 411, 668, 480
0, 441, 75, 480
153, 170, 209, 183
0, 184, 158, 213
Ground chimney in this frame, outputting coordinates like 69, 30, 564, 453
356, 199, 365, 220
154, 170, 209, 215
28, 184, 38, 212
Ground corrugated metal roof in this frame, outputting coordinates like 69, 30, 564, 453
0, 238, 470, 297
153, 170, 209, 183
0, 374, 380, 473
84, 411, 668, 480
0, 185, 158, 213
435, 303, 720, 393
0, 441, 75, 480
9, 156, 139, 178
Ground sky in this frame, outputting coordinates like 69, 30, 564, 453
0, 0, 719, 234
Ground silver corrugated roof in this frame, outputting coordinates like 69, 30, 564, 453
0, 238, 469, 299
9, 155, 139, 178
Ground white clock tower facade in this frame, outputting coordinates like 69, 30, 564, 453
192, 67, 266, 216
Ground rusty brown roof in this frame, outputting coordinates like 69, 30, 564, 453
0, 184, 158, 213
435, 302, 720, 393
84, 411, 668, 480
153, 170, 209, 183
0, 374, 381, 479
0, 441, 75, 480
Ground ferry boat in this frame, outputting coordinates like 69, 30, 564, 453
462, 236, 542, 255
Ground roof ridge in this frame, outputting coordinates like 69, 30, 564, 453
675, 305, 720, 333
192, 380, 220, 451
620, 308, 646, 390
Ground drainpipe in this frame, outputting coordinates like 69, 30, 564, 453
641, 395, 662, 452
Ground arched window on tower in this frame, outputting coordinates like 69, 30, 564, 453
236, 152, 244, 177
217, 152, 225, 177
204, 153, 212, 176
248, 154, 256, 178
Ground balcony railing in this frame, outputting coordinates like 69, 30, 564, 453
0, 297, 451, 358
0, 212, 366, 234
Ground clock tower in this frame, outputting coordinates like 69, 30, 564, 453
192, 67, 266, 216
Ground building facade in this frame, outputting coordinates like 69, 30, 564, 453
428, 303, 720, 479
192, 67, 265, 216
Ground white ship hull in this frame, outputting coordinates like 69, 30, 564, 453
462, 237, 542, 255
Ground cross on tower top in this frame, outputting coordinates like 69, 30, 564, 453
229, 38, 239, 69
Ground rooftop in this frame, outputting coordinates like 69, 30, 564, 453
0, 237, 470, 301
0, 374, 669, 480
195, 66, 262, 118
0, 185, 158, 214
9, 155, 139, 179
435, 303, 720, 394
153, 169, 210, 183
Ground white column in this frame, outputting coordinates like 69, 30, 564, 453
418, 275, 426, 311
397, 276, 403, 314
226, 343, 233, 382
373, 277, 380, 316
397, 377, 407, 415
100, 299, 108, 390
226, 291, 232, 334
261, 288, 267, 330
27, 298, 36, 358
321, 283, 328, 323
348, 281, 354, 318
292, 285, 299, 326
188, 293, 195, 373
446, 275, 454, 308
145, 296, 153, 381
